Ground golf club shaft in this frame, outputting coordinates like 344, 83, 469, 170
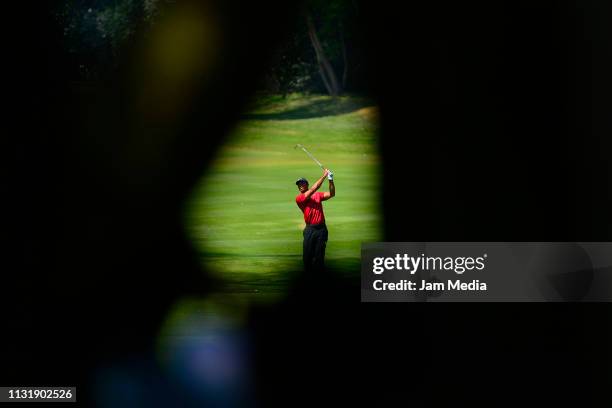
300, 146, 324, 169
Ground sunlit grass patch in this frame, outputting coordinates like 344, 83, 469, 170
184, 94, 381, 298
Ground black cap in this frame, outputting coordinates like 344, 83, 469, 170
295, 177, 308, 185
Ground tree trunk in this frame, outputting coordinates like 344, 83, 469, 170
306, 14, 341, 96
340, 24, 348, 90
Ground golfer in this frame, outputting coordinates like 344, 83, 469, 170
295, 168, 335, 273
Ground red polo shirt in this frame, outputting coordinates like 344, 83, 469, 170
296, 192, 325, 225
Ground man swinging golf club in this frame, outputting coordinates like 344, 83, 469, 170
295, 168, 335, 273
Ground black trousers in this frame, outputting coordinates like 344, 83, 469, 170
302, 223, 328, 272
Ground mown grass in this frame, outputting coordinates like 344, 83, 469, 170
184, 94, 381, 298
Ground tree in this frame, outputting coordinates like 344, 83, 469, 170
55, 0, 161, 80
305, 0, 357, 96
306, 13, 341, 96
262, 0, 359, 96
55, 0, 363, 95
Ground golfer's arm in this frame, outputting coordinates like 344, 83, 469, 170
322, 180, 335, 200
304, 175, 326, 199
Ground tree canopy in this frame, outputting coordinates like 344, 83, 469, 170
56, 0, 365, 95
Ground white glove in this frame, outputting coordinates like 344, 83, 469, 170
327, 170, 334, 181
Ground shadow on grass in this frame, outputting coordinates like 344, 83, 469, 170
325, 257, 361, 276
204, 253, 301, 258
202, 252, 361, 294
242, 97, 373, 120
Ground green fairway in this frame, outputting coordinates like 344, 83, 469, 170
184, 94, 381, 298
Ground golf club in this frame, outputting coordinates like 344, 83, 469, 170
294, 144, 325, 169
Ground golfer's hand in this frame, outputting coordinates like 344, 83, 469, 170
327, 170, 334, 181
323, 168, 330, 178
